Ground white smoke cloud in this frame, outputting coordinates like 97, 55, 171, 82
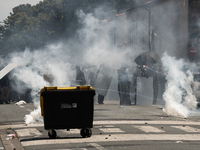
2, 8, 134, 124
24, 106, 43, 125
162, 53, 198, 118
4, 5, 200, 124
76, 10, 133, 69
6, 44, 76, 124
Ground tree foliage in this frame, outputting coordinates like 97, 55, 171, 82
0, 0, 136, 54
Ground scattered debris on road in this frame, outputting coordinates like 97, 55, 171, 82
15, 100, 26, 105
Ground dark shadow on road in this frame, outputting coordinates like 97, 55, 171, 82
94, 109, 110, 111
20, 136, 83, 142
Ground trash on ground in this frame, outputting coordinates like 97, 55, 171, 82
15, 100, 26, 105
176, 141, 183, 143
6, 134, 16, 140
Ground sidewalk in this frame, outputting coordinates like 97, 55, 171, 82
0, 131, 4, 149
0, 129, 24, 150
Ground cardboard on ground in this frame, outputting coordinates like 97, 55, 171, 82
0, 63, 17, 80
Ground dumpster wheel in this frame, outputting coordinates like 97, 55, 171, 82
48, 129, 57, 139
80, 128, 92, 138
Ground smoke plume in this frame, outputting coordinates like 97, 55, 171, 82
162, 53, 198, 118
3, 8, 133, 124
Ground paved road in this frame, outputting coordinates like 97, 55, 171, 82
0, 101, 200, 150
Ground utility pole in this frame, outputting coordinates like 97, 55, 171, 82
145, 7, 151, 52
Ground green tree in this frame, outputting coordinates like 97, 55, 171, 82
0, 0, 136, 54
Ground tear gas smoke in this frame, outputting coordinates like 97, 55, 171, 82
5, 6, 199, 123
15, 100, 26, 106
8, 44, 74, 124
24, 106, 43, 125
77, 10, 136, 69
4, 9, 134, 124
162, 53, 198, 118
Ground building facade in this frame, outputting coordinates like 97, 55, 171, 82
188, 0, 200, 62
126, 0, 189, 60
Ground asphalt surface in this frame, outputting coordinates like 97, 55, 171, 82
0, 101, 200, 150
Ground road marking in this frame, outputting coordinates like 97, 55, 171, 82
21, 134, 200, 146
1, 120, 200, 129
90, 143, 106, 150
94, 126, 103, 128
94, 125, 115, 128
15, 128, 42, 137
171, 126, 200, 132
0, 147, 4, 149
134, 126, 165, 133
19, 106, 24, 108
52, 148, 87, 150
99, 128, 124, 133
93, 120, 200, 125
102, 125, 115, 128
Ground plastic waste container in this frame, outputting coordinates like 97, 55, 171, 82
40, 85, 95, 139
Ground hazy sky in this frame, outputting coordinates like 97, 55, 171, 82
0, 0, 41, 22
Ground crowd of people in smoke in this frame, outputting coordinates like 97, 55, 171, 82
0, 74, 32, 104
74, 63, 169, 106
1, 61, 199, 107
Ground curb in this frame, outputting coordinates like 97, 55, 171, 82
0, 129, 24, 150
